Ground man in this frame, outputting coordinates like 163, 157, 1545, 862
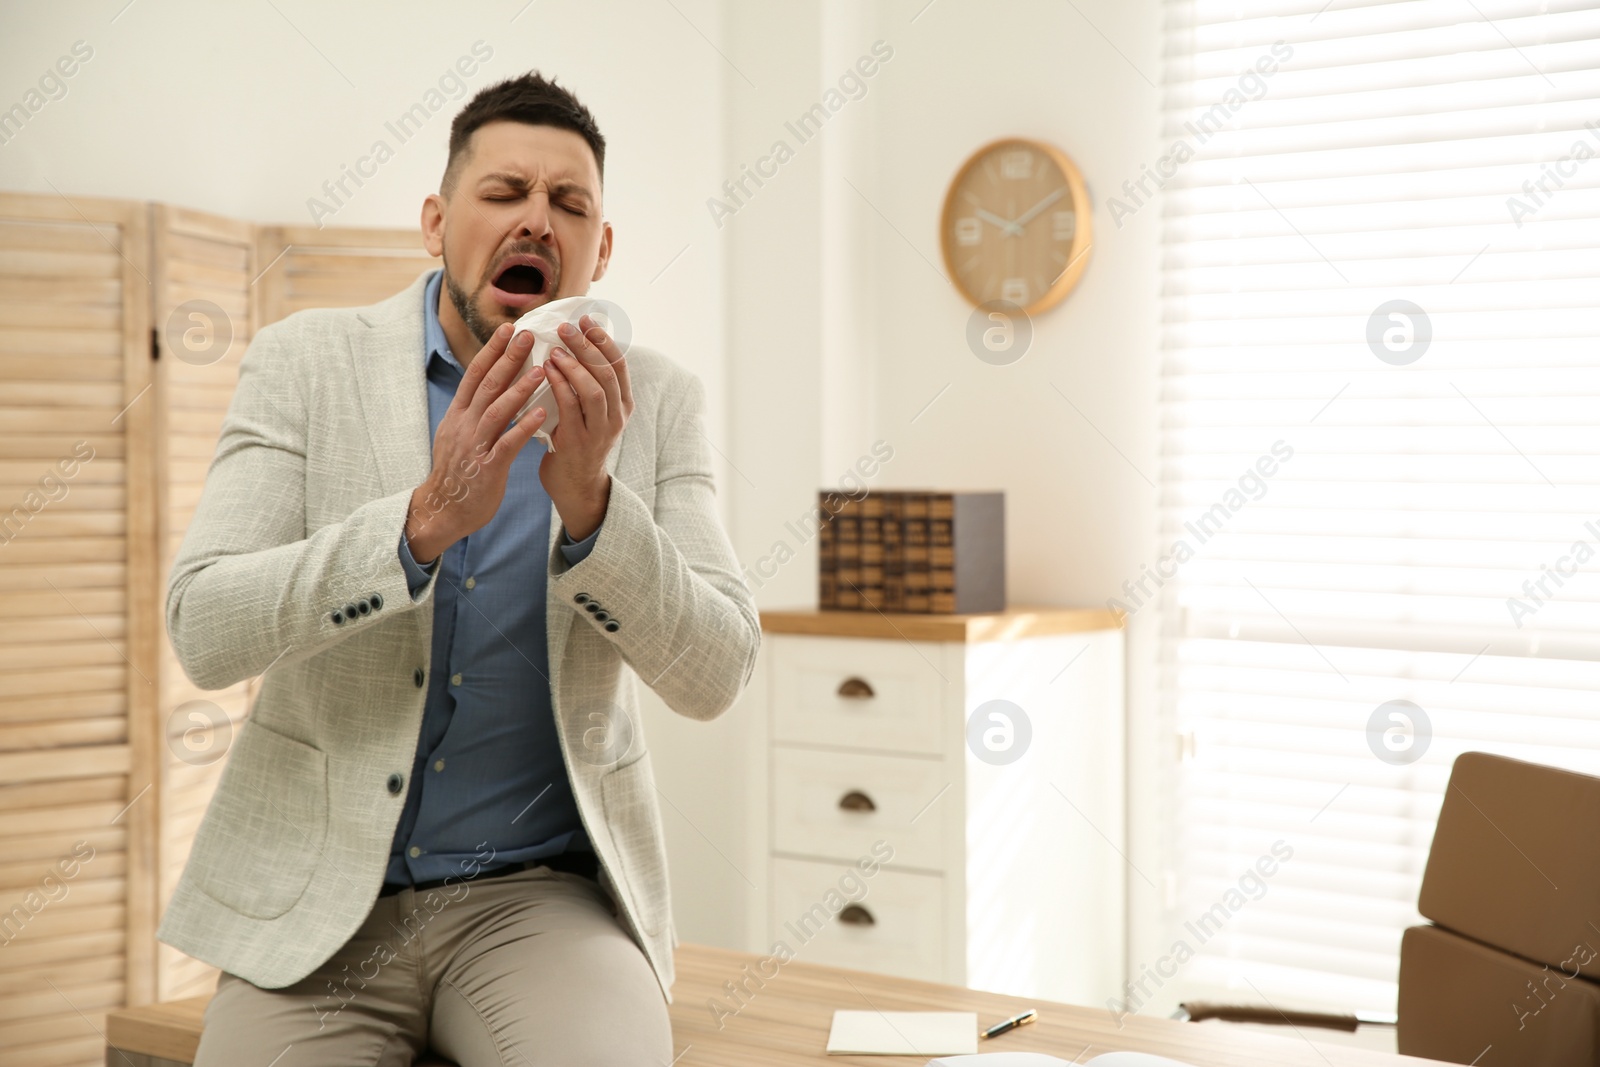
158, 72, 760, 1065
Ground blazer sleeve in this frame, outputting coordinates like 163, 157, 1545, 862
166, 321, 433, 691
547, 370, 760, 722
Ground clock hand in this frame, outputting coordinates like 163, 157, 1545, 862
974, 207, 1023, 237
1011, 187, 1067, 230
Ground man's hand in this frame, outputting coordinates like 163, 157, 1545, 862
539, 315, 634, 542
404, 323, 548, 564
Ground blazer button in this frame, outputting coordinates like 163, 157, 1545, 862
386, 773, 403, 795
593, 610, 610, 622
604, 620, 620, 632
356, 599, 372, 616
575, 593, 590, 604
331, 610, 345, 625
413, 667, 425, 688
585, 602, 601, 613
345, 603, 359, 620
371, 593, 384, 611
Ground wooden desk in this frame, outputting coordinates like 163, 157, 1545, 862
106, 943, 1445, 1066
675, 945, 1440, 1066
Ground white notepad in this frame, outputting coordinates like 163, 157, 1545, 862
927, 1056, 1071, 1067
825, 1010, 979, 1055
928, 1052, 1198, 1066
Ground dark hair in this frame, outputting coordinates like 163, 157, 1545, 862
442, 72, 606, 194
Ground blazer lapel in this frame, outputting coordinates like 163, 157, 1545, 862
349, 271, 434, 498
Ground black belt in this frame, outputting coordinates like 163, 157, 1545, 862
379, 850, 599, 897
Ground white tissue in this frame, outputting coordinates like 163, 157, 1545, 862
507, 296, 625, 453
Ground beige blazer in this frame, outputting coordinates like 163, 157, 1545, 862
156, 270, 760, 1001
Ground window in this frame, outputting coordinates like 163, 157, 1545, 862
1155, 0, 1600, 1013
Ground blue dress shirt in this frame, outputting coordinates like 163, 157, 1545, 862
385, 269, 601, 887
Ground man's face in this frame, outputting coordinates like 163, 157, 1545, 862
423, 120, 611, 346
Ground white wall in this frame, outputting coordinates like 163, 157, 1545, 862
0, 0, 729, 412
711, 0, 1164, 965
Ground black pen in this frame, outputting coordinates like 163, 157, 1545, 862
981, 1008, 1038, 1039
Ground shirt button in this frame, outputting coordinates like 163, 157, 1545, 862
386, 773, 403, 794
434, 759, 445, 772
451, 673, 462, 686
465, 576, 476, 590
408, 846, 422, 858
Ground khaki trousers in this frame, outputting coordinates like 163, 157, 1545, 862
192, 864, 673, 1066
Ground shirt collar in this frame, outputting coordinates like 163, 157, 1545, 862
422, 269, 463, 374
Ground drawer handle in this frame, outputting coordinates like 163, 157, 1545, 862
839, 904, 876, 926
838, 790, 877, 813
837, 677, 875, 699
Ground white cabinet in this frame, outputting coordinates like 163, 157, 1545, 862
743, 608, 1126, 1006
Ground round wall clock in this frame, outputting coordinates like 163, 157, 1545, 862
939, 137, 1093, 315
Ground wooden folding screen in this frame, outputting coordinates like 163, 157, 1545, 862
0, 190, 437, 1066
254, 223, 442, 322
0, 193, 157, 1067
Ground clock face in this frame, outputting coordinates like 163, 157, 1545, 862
939, 138, 1092, 315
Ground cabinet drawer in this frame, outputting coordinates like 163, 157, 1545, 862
769, 856, 944, 981
769, 636, 947, 756
771, 747, 946, 871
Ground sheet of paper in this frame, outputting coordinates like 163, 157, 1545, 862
927, 1053, 1071, 1066
825, 1010, 978, 1055
928, 1054, 1196, 1067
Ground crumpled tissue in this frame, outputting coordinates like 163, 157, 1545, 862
507, 296, 625, 452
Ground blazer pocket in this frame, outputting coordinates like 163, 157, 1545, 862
599, 752, 671, 938
191, 720, 328, 921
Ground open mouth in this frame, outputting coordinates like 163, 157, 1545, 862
496, 263, 545, 295
488, 254, 552, 308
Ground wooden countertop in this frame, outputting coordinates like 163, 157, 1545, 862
106, 943, 1445, 1066
759, 605, 1122, 642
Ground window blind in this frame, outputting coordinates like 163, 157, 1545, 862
1154, 0, 1600, 1015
